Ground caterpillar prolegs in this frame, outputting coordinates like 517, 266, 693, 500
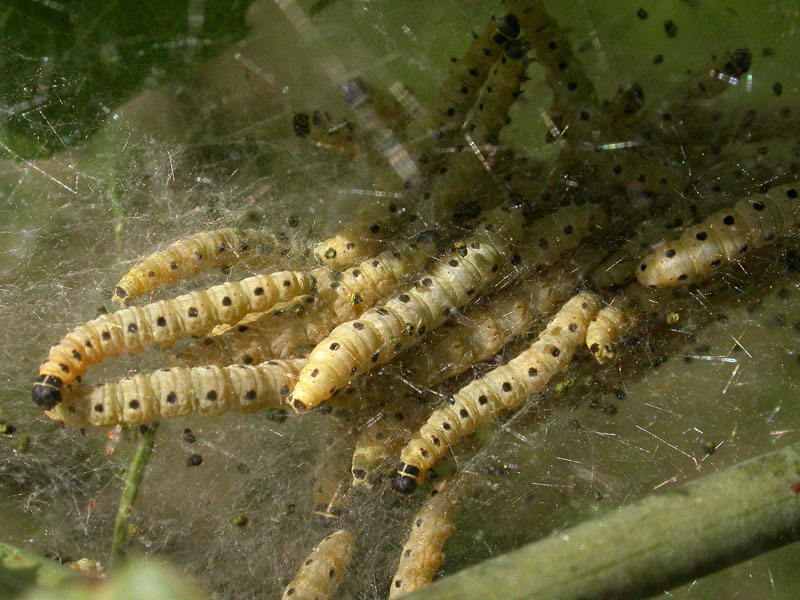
45, 358, 306, 428
280, 529, 355, 600
32, 270, 315, 409
637, 181, 800, 287
393, 291, 600, 494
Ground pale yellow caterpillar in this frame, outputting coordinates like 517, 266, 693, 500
289, 201, 606, 412
32, 270, 315, 409
44, 358, 306, 428
406, 13, 521, 144
637, 182, 800, 287
178, 234, 438, 368
394, 291, 600, 494
351, 393, 428, 486
586, 304, 628, 364
112, 228, 301, 305
351, 254, 597, 485
280, 529, 355, 600
389, 474, 473, 597
311, 417, 357, 526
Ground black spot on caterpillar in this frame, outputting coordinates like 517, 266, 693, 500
280, 529, 355, 600
290, 202, 606, 412
637, 182, 800, 287
407, 13, 521, 144
112, 228, 301, 305
44, 359, 306, 427
33, 270, 315, 409
389, 474, 475, 597
177, 235, 438, 368
394, 291, 599, 494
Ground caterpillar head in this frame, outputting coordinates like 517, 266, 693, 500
32, 375, 63, 410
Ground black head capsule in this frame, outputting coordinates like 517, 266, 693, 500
32, 375, 63, 409
292, 112, 311, 138
114, 286, 128, 300
392, 472, 418, 496
497, 13, 521, 40
504, 38, 531, 60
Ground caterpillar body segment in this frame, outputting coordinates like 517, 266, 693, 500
33, 270, 315, 410
637, 182, 800, 287
290, 201, 606, 412
179, 235, 437, 368
407, 13, 521, 145
280, 529, 355, 600
112, 228, 296, 305
45, 358, 306, 428
393, 291, 600, 494
290, 199, 531, 412
586, 303, 628, 364
389, 475, 473, 597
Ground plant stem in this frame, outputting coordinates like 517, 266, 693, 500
109, 423, 158, 571
402, 441, 800, 600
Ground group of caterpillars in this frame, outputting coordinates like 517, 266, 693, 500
31, 1, 800, 597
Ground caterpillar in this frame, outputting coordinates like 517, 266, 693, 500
394, 291, 600, 494
406, 13, 521, 145
586, 303, 628, 364
637, 181, 800, 287
427, 39, 533, 222
289, 201, 606, 412
112, 228, 303, 305
281, 529, 355, 600
177, 233, 438, 368
311, 417, 356, 526
44, 358, 306, 427
293, 110, 366, 156
32, 270, 315, 410
351, 393, 428, 486
403, 258, 587, 387
388, 474, 473, 598
503, 0, 599, 141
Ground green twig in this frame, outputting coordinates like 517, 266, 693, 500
0, 542, 79, 598
109, 423, 159, 571
404, 441, 800, 600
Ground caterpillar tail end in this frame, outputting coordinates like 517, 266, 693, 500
392, 463, 421, 496
32, 375, 63, 409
